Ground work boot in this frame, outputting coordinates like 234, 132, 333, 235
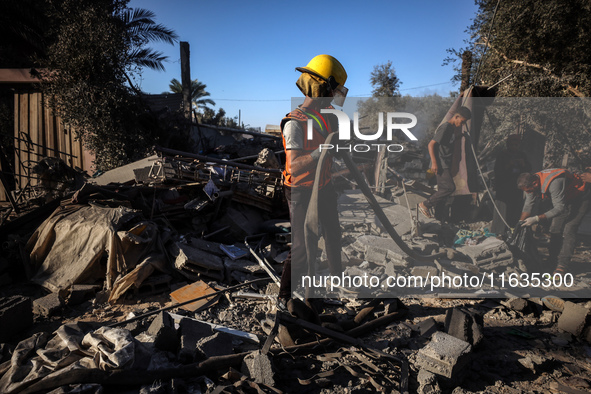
546, 233, 563, 271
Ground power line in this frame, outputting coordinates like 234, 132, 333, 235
211, 81, 454, 102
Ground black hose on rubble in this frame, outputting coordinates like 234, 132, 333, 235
303, 132, 448, 287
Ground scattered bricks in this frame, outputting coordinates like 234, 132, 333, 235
0, 296, 33, 342
169, 242, 224, 282
416, 331, 472, 381
444, 308, 484, 347
147, 312, 179, 352
178, 317, 212, 363
33, 293, 63, 317
241, 350, 275, 387
67, 284, 101, 306
557, 301, 590, 337
417, 369, 442, 394
197, 331, 233, 358
419, 318, 439, 338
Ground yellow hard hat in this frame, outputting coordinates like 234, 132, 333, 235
296, 54, 347, 87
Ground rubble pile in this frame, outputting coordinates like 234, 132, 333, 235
1, 146, 591, 393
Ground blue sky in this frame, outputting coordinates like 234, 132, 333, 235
128, 0, 478, 130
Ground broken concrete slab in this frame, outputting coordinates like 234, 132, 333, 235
416, 331, 472, 381
444, 308, 484, 347
242, 350, 275, 387
417, 368, 442, 394
147, 311, 179, 353
0, 296, 33, 342
350, 234, 409, 264
501, 298, 533, 314
67, 284, 101, 305
178, 317, 213, 363
197, 331, 233, 358
455, 237, 513, 269
33, 293, 63, 317
557, 301, 590, 337
169, 242, 225, 282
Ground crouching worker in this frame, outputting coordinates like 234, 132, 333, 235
517, 168, 590, 275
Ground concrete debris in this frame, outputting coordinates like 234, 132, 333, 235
169, 242, 225, 282
33, 292, 63, 317
557, 301, 590, 337
417, 369, 442, 394
444, 308, 484, 347
241, 350, 275, 386
197, 331, 233, 358
178, 317, 212, 363
416, 331, 472, 381
147, 312, 179, 352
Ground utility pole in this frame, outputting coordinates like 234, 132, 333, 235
460, 50, 473, 94
180, 42, 191, 125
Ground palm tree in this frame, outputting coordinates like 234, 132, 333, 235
169, 78, 216, 111
121, 8, 178, 72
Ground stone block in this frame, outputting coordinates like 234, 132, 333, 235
197, 331, 233, 358
147, 312, 179, 352
418, 317, 439, 337
67, 284, 101, 305
33, 293, 63, 317
444, 308, 483, 347
0, 296, 33, 342
242, 350, 275, 386
178, 317, 212, 363
557, 301, 590, 337
416, 331, 472, 380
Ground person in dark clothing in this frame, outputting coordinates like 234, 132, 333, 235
490, 134, 532, 234
518, 169, 590, 274
419, 106, 472, 219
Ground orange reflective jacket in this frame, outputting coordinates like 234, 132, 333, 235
537, 168, 585, 202
281, 107, 332, 188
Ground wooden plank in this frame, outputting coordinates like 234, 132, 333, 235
29, 92, 39, 187
43, 93, 56, 159
17, 91, 29, 190
57, 116, 66, 162
71, 127, 81, 169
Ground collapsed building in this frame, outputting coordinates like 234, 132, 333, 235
0, 80, 591, 393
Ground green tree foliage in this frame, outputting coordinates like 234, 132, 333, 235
38, 0, 178, 171
445, 0, 591, 167
168, 78, 215, 112
445, 0, 591, 97
370, 61, 401, 98
200, 107, 240, 128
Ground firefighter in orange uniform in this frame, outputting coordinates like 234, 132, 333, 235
278, 55, 348, 308
517, 169, 590, 274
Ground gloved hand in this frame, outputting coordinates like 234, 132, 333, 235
522, 215, 539, 227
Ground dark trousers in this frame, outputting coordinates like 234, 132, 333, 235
548, 194, 591, 270
424, 168, 456, 209
279, 183, 342, 299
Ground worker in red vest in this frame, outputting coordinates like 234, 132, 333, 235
517, 168, 590, 274
278, 55, 348, 309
